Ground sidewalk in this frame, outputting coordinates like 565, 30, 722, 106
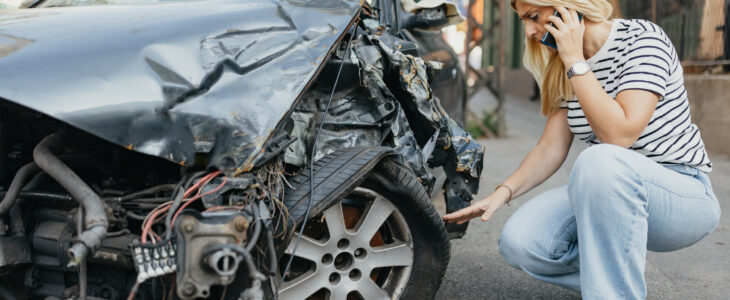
435, 88, 730, 299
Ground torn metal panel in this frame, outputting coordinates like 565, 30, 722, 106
445, 118, 484, 178
0, 0, 360, 174
285, 36, 435, 186
371, 33, 484, 180
285, 29, 483, 191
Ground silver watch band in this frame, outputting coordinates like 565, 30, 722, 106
567, 61, 590, 79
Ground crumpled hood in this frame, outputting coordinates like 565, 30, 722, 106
0, 0, 360, 174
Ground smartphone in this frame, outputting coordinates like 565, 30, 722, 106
540, 9, 583, 49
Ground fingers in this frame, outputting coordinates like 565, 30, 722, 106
544, 23, 559, 37
556, 6, 572, 23
480, 208, 495, 222
547, 14, 566, 31
443, 206, 479, 223
570, 8, 580, 23
546, 7, 582, 41
442, 206, 475, 220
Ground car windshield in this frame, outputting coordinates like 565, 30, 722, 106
0, 0, 193, 9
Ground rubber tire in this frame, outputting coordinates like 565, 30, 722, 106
361, 158, 450, 300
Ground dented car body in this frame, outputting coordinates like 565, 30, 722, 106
0, 0, 484, 299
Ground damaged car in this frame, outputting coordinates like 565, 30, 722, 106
0, 0, 483, 299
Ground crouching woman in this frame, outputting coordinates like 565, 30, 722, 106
443, 0, 721, 298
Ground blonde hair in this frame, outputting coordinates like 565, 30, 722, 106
510, 0, 613, 115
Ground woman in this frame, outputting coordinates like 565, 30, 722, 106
443, 0, 721, 298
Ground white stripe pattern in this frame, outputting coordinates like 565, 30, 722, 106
562, 19, 712, 172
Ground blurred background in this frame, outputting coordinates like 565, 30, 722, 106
443, 0, 729, 159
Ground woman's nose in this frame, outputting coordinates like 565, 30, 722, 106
525, 23, 539, 40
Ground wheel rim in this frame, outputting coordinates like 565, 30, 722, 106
278, 187, 414, 300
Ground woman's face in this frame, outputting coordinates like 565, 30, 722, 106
514, 0, 556, 43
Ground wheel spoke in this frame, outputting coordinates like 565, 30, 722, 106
354, 196, 394, 242
356, 279, 390, 300
278, 269, 325, 300
323, 201, 346, 239
328, 287, 350, 300
367, 241, 413, 269
285, 233, 325, 262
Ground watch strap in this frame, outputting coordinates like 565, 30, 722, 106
567, 61, 590, 79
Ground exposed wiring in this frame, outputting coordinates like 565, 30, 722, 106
139, 170, 225, 243
170, 175, 227, 225
126, 280, 141, 300
277, 21, 359, 295
168, 280, 175, 300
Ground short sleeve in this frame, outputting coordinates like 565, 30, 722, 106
559, 100, 569, 109
615, 31, 674, 101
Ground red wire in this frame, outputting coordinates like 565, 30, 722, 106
171, 176, 228, 226
141, 203, 171, 243
139, 170, 225, 244
183, 171, 220, 198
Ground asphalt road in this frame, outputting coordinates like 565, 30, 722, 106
432, 89, 730, 299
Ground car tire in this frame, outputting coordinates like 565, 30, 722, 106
277, 158, 450, 300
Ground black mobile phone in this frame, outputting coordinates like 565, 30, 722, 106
540, 9, 583, 49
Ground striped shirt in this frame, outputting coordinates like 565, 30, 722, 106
563, 19, 712, 172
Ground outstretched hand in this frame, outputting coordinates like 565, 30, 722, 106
442, 189, 510, 224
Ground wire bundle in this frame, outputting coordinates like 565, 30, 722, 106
140, 170, 227, 243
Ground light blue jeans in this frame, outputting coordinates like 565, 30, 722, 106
499, 144, 721, 299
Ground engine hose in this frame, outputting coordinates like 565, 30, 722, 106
32, 133, 108, 264
0, 163, 40, 220
246, 220, 262, 253
265, 228, 277, 276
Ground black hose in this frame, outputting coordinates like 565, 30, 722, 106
32, 133, 107, 264
265, 228, 277, 276
163, 187, 185, 242
122, 198, 170, 204
104, 184, 177, 202
244, 203, 262, 252
126, 211, 147, 221
162, 171, 205, 242
106, 229, 132, 237
0, 191, 74, 203
245, 219, 262, 253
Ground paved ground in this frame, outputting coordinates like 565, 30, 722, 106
433, 88, 730, 299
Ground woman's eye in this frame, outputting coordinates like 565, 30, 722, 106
530, 14, 538, 21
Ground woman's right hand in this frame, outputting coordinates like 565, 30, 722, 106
442, 188, 511, 224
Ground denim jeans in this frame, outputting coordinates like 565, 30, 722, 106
499, 144, 721, 299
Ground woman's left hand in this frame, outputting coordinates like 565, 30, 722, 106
545, 6, 585, 68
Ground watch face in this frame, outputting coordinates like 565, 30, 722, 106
575, 63, 590, 75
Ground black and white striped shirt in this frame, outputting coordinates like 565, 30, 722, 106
563, 19, 712, 172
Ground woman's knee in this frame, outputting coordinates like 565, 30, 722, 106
498, 219, 531, 269
569, 144, 639, 200
499, 215, 579, 274
499, 187, 575, 271
571, 144, 631, 180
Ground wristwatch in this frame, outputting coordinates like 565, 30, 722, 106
567, 61, 591, 79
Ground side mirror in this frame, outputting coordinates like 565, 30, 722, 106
401, 5, 449, 29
